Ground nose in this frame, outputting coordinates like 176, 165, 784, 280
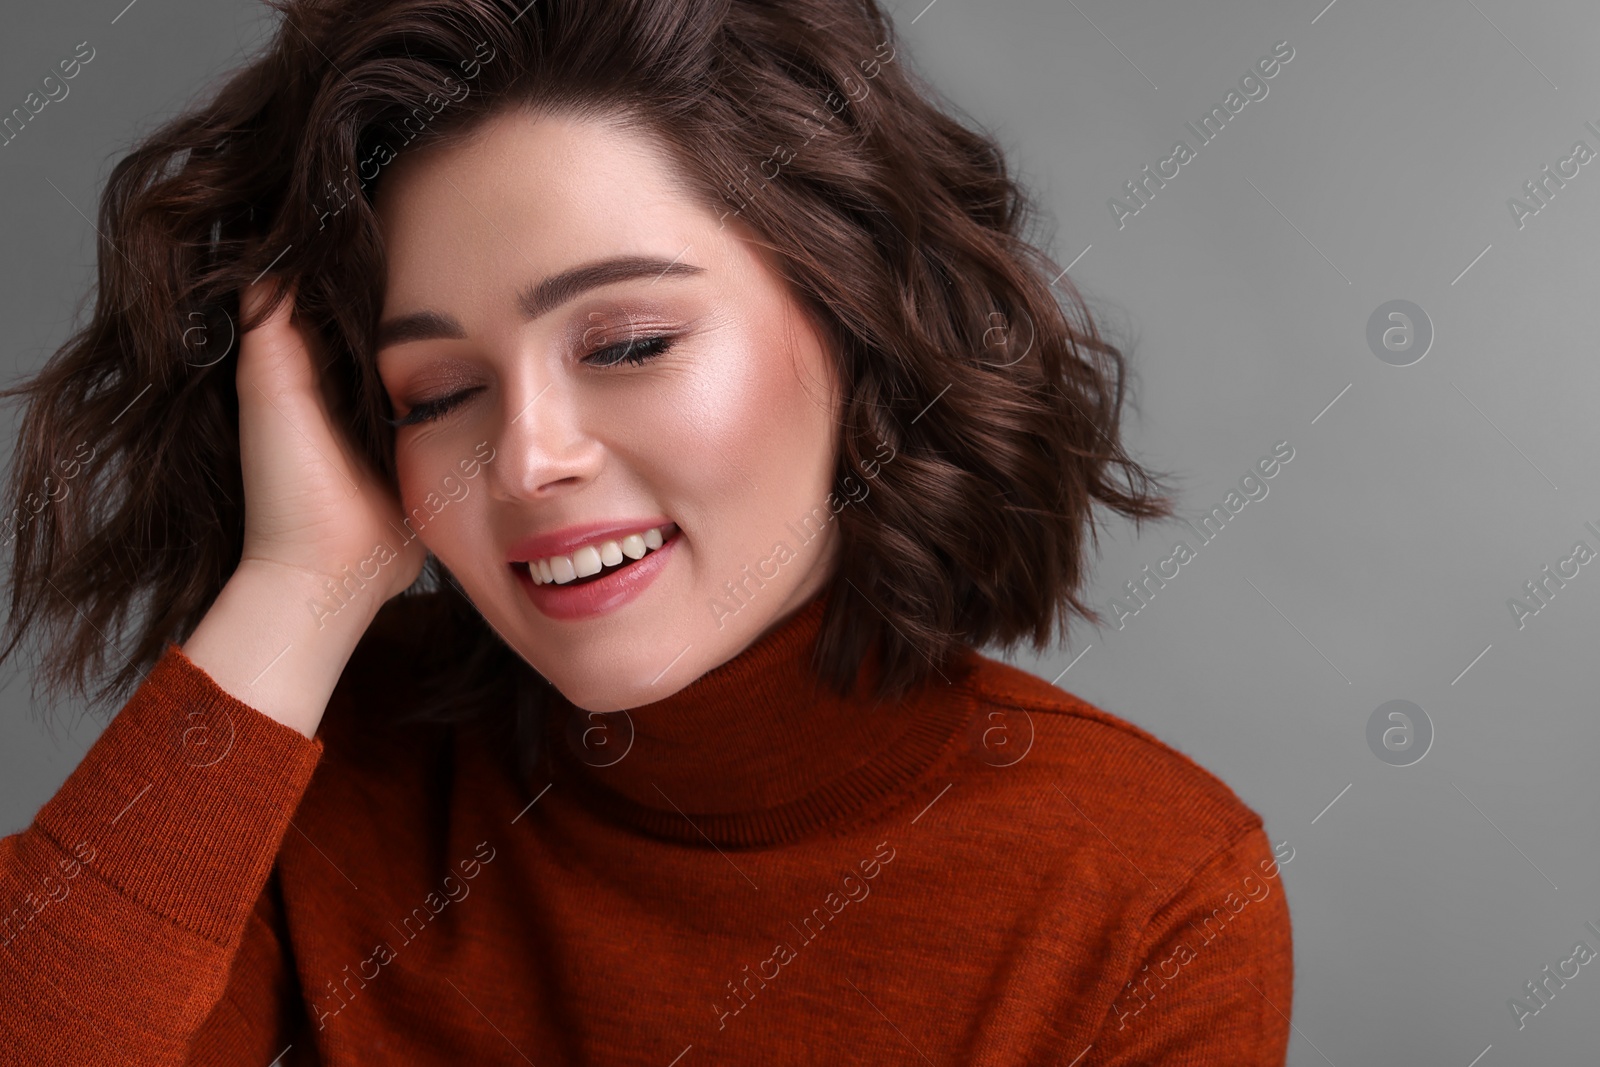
484, 373, 605, 503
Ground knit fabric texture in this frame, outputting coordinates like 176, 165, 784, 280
0, 588, 1292, 1064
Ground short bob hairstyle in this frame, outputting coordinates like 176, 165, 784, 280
0, 0, 1173, 732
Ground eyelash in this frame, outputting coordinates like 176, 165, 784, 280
586, 333, 676, 369
387, 334, 678, 428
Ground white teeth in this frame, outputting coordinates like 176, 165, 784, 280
525, 524, 674, 585
573, 545, 602, 578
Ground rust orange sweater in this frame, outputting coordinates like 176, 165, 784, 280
0, 588, 1292, 1064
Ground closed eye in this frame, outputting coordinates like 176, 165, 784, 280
387, 387, 485, 428
583, 333, 676, 368
386, 335, 677, 428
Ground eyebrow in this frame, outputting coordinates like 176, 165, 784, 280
375, 254, 705, 352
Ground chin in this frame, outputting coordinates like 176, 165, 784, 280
513, 613, 708, 713
544, 668, 660, 714
476, 538, 826, 711
522, 600, 773, 712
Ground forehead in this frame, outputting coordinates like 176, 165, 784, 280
372, 109, 722, 303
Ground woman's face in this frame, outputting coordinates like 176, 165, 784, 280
373, 108, 844, 712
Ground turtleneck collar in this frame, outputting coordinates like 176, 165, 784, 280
540, 585, 977, 849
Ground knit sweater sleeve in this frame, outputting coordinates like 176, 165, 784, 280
184, 866, 314, 1065
0, 641, 324, 1065
1083, 824, 1295, 1067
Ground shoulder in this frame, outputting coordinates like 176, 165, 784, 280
949, 648, 1268, 890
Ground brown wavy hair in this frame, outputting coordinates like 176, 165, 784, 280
0, 0, 1173, 733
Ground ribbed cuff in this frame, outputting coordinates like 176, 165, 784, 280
32, 641, 324, 946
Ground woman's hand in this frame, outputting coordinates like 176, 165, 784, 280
233, 277, 426, 603
180, 278, 426, 737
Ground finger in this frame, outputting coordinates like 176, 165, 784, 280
236, 278, 315, 399
239, 276, 293, 327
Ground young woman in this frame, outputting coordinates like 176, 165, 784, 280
0, 0, 1292, 1063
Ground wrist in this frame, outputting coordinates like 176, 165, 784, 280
182, 560, 381, 738
234, 556, 389, 633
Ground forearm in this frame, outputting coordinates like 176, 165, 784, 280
0, 630, 325, 1062
183, 559, 380, 739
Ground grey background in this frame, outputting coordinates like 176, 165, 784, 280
3, 0, 1596, 1063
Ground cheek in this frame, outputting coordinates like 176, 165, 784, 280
392, 441, 487, 555
595, 318, 838, 573
680, 345, 817, 473
672, 321, 835, 551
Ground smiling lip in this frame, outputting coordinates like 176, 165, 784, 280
512, 525, 678, 621
507, 518, 674, 563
